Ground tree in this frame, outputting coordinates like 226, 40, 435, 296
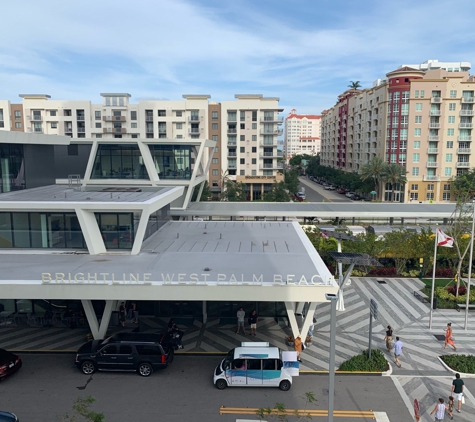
191, 180, 211, 202
381, 163, 408, 202
256, 391, 317, 422
57, 396, 105, 422
359, 156, 386, 197
348, 81, 362, 89
284, 169, 300, 194
263, 181, 291, 202
221, 180, 247, 202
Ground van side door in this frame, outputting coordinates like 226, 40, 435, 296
262, 359, 281, 386
229, 359, 246, 386
246, 359, 263, 385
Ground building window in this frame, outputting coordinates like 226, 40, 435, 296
252, 158, 256, 164
448, 116, 455, 124
212, 158, 218, 164
414, 128, 421, 137
446, 153, 453, 163
449, 103, 456, 111
415, 103, 422, 111
413, 153, 420, 163
14, 110, 21, 119
49, 110, 57, 117
212, 123, 218, 130
450, 90, 457, 99
252, 147, 257, 153
446, 141, 453, 149
68, 145, 78, 156
158, 110, 166, 117
15, 122, 21, 129
212, 111, 218, 120
176, 123, 183, 130
412, 167, 419, 176
130, 111, 137, 120
411, 184, 418, 191
212, 135, 218, 142
252, 123, 257, 129
442, 193, 451, 201
420, 90, 425, 98
212, 180, 219, 187
415, 116, 422, 124
131, 134, 138, 138
50, 122, 57, 129
92, 144, 150, 179
240, 135, 245, 142
240, 111, 245, 121
426, 192, 434, 201
212, 169, 218, 176
176, 111, 182, 117
96, 134, 102, 138
240, 147, 245, 153
444, 184, 451, 191
176, 135, 183, 139
240, 123, 245, 130
447, 128, 454, 136
252, 170, 256, 176
240, 158, 245, 164
445, 167, 452, 176
415, 90, 419, 98
129, 122, 136, 129
214, 147, 218, 153
240, 170, 245, 175
414, 141, 420, 149
410, 192, 419, 200
95, 111, 101, 120
95, 122, 101, 128
427, 184, 434, 191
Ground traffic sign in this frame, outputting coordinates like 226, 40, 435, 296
370, 299, 378, 320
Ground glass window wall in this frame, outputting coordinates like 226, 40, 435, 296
150, 145, 199, 180
0, 144, 25, 193
91, 144, 149, 179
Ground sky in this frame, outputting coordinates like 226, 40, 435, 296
1, 0, 475, 115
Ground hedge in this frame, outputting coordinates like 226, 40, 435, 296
339, 349, 388, 372
440, 354, 475, 374
435, 287, 475, 304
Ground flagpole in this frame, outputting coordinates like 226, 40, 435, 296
464, 200, 475, 330
429, 226, 438, 329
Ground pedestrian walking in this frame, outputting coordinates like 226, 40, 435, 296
430, 398, 446, 422
249, 310, 258, 336
307, 318, 317, 339
294, 336, 303, 362
119, 302, 126, 327
384, 325, 393, 352
392, 336, 403, 368
131, 302, 138, 324
444, 322, 457, 351
451, 373, 464, 413
446, 396, 454, 420
236, 307, 247, 334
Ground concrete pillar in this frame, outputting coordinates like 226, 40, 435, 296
202, 301, 207, 324
82, 299, 117, 340
389, 217, 394, 225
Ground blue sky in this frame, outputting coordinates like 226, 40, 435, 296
1, 0, 474, 115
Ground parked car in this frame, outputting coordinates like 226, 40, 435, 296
337, 188, 346, 194
0, 349, 22, 381
352, 194, 362, 201
346, 192, 356, 199
75, 332, 174, 377
0, 412, 19, 422
328, 185, 336, 190
296, 191, 306, 200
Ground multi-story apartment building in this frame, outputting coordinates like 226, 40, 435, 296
283, 109, 321, 158
321, 61, 474, 203
0, 93, 284, 200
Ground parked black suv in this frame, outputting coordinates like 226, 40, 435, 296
75, 332, 174, 377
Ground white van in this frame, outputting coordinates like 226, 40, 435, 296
213, 342, 297, 391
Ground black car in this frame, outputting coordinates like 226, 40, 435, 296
0, 349, 22, 381
0, 412, 19, 422
75, 332, 174, 377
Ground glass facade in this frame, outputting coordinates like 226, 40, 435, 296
0, 212, 134, 250
150, 145, 199, 179
91, 144, 149, 179
0, 144, 25, 193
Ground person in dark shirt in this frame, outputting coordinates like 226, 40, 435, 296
249, 310, 258, 336
451, 373, 464, 413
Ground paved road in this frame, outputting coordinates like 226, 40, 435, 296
298, 177, 352, 203
1, 354, 412, 422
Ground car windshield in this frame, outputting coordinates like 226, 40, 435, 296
223, 349, 235, 369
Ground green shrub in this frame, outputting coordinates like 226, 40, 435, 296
351, 269, 367, 277
401, 270, 420, 277
339, 349, 388, 372
440, 354, 475, 374
435, 287, 475, 304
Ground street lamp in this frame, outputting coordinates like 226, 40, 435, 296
326, 293, 338, 422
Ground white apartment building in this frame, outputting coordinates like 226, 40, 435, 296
283, 109, 321, 158
0, 100, 12, 131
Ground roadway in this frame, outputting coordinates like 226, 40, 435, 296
298, 176, 353, 203
1, 354, 414, 422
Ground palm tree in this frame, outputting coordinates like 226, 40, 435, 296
359, 156, 386, 197
382, 163, 408, 202
348, 81, 362, 89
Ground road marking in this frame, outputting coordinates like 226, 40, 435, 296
390, 375, 415, 418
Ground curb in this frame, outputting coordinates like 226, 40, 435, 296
437, 356, 475, 378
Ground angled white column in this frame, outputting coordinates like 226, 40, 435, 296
182, 144, 207, 208
131, 208, 151, 255
285, 301, 317, 339
82, 299, 117, 340
75, 208, 106, 255
137, 141, 159, 184
82, 141, 99, 185
285, 302, 299, 338
300, 302, 318, 340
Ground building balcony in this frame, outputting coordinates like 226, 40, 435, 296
188, 116, 203, 122
76, 115, 86, 121
457, 148, 471, 153
456, 162, 470, 167
27, 127, 43, 133
103, 116, 125, 122
426, 162, 438, 167
260, 116, 284, 123
227, 141, 237, 146
458, 136, 472, 141
430, 110, 441, 116
189, 128, 203, 134
259, 141, 278, 147
260, 129, 283, 136
260, 152, 284, 158
27, 115, 43, 121
427, 148, 438, 153
103, 128, 126, 134
459, 123, 473, 129
77, 128, 86, 133
228, 163, 237, 169
431, 97, 442, 103
462, 97, 475, 103
227, 128, 237, 134
159, 128, 167, 134
429, 123, 440, 129
428, 136, 439, 141
145, 116, 154, 121
423, 175, 440, 181
460, 110, 475, 116
259, 163, 283, 170
65, 127, 73, 133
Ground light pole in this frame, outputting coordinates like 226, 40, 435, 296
465, 199, 475, 330
326, 293, 338, 422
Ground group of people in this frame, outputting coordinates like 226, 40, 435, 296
236, 308, 258, 336
430, 373, 465, 420
119, 302, 138, 327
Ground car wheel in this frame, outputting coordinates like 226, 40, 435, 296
81, 361, 96, 375
138, 362, 153, 377
215, 379, 227, 390
279, 380, 291, 391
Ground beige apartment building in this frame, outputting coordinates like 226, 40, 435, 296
1, 93, 284, 200
321, 61, 474, 203
284, 109, 321, 159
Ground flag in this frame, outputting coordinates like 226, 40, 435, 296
437, 229, 453, 248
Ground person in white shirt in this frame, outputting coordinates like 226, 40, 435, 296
392, 337, 403, 368
236, 307, 247, 335
430, 398, 446, 421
